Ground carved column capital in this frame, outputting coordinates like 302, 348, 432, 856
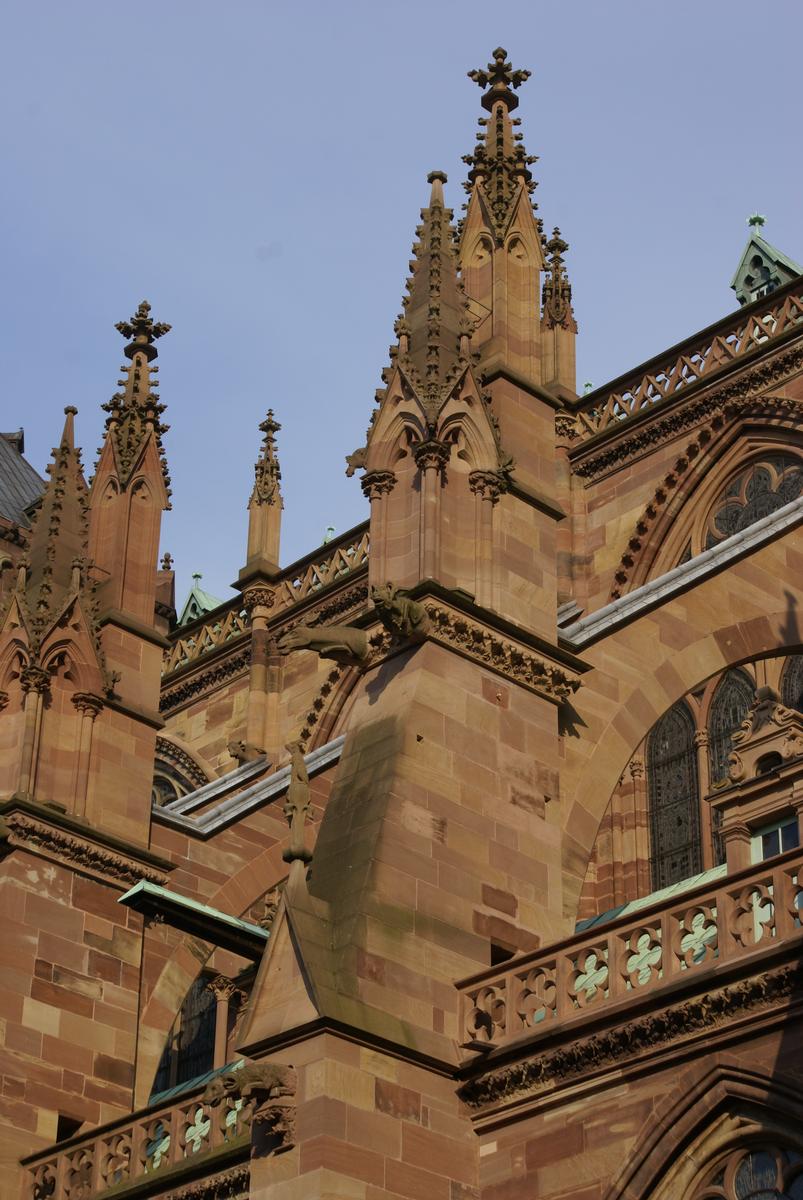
361, 470, 397, 501
694, 729, 709, 748
20, 665, 51, 696
469, 469, 504, 503
628, 757, 645, 780
413, 439, 450, 474
207, 974, 237, 1003
243, 586, 275, 613
555, 413, 580, 442
72, 692, 103, 719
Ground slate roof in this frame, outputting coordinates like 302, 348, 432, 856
0, 431, 45, 527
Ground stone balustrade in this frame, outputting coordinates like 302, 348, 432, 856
24, 1081, 252, 1199
162, 524, 370, 677
460, 847, 803, 1054
573, 280, 803, 437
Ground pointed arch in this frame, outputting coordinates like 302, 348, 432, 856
609, 418, 803, 599
605, 1059, 803, 1200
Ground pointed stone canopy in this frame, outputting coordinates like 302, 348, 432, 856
542, 227, 578, 332
462, 47, 539, 241
397, 171, 474, 414
24, 406, 90, 636
100, 301, 172, 500
251, 410, 283, 508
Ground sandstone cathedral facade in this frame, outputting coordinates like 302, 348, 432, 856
2, 48, 803, 1200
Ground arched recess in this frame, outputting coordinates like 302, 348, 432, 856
152, 732, 215, 807
647, 700, 701, 890
612, 419, 803, 597
604, 1059, 803, 1200
135, 839, 291, 1107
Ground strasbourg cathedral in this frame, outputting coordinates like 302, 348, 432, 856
3, 47, 803, 1200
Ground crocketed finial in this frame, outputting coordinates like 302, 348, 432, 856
468, 47, 531, 112
115, 301, 171, 362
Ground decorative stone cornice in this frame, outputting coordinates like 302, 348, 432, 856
160, 649, 251, 714
160, 1164, 250, 1200
0, 808, 168, 887
460, 962, 798, 1110
424, 602, 579, 703
361, 470, 397, 501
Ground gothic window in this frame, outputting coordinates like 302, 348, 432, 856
703, 455, 803, 550
647, 701, 702, 890
152, 975, 216, 1096
694, 1145, 803, 1198
151, 739, 209, 807
708, 670, 756, 784
782, 655, 803, 713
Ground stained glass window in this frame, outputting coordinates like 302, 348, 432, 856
704, 455, 803, 550
152, 975, 216, 1095
708, 670, 756, 784
782, 655, 803, 713
694, 1145, 803, 1198
647, 701, 702, 889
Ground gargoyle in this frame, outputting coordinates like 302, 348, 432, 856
276, 623, 369, 665
203, 1062, 297, 1144
345, 446, 367, 477
371, 582, 430, 640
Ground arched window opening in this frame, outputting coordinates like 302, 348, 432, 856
782, 655, 803, 713
152, 975, 216, 1096
647, 701, 702, 890
151, 740, 209, 808
693, 1144, 803, 1199
708, 670, 756, 784
704, 454, 803, 551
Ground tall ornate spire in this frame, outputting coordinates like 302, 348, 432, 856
24, 406, 89, 637
244, 409, 283, 574
100, 301, 171, 501
462, 48, 539, 242
541, 228, 577, 332
396, 171, 474, 416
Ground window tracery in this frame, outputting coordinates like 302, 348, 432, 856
151, 738, 209, 807
647, 701, 702, 890
708, 670, 756, 784
703, 455, 803, 551
694, 1145, 803, 1199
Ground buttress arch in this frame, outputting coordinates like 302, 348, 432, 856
562, 531, 803, 916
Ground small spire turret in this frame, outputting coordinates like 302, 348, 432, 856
100, 300, 171, 499
243, 409, 283, 575
24, 406, 90, 637
541, 228, 577, 333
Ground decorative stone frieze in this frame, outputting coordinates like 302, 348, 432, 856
0, 810, 167, 887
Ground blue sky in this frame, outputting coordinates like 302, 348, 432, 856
2, 1, 802, 607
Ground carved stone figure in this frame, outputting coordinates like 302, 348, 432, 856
282, 739, 313, 864
371, 582, 431, 640
276, 622, 369, 664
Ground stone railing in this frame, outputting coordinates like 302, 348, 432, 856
459, 848, 803, 1055
573, 280, 803, 437
24, 1082, 252, 1199
162, 524, 370, 677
